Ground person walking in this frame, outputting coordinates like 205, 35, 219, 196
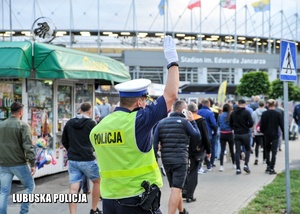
0, 102, 36, 214
89, 35, 179, 214
183, 102, 211, 202
62, 102, 101, 214
218, 103, 235, 171
293, 102, 300, 134
230, 99, 254, 175
275, 101, 284, 151
252, 100, 267, 165
97, 97, 111, 120
153, 100, 200, 214
197, 99, 217, 171
260, 99, 284, 175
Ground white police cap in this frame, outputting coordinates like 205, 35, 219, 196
115, 79, 151, 98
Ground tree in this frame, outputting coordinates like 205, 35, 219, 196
236, 71, 271, 97
268, 79, 300, 101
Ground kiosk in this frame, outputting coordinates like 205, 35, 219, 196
0, 41, 130, 178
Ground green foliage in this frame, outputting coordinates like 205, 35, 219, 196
239, 170, 300, 214
236, 71, 271, 97
269, 79, 300, 101
291, 86, 300, 101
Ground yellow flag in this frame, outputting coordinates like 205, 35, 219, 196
217, 80, 227, 105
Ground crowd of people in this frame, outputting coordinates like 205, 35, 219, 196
0, 35, 293, 214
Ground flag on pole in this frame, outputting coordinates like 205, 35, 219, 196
252, 0, 270, 12
188, 0, 201, 10
158, 0, 165, 15
217, 80, 227, 105
220, 0, 236, 9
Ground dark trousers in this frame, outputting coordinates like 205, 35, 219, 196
265, 137, 279, 170
184, 155, 200, 198
234, 133, 251, 170
219, 133, 235, 166
210, 136, 216, 165
254, 135, 265, 159
103, 197, 162, 214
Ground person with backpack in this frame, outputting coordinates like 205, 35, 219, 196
252, 101, 267, 165
182, 102, 211, 203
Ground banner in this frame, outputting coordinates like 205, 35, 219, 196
217, 80, 227, 105
158, 0, 165, 15
252, 0, 270, 12
188, 0, 201, 10
220, 0, 236, 9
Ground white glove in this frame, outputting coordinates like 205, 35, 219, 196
163, 35, 178, 64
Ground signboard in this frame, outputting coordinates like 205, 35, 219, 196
280, 40, 297, 81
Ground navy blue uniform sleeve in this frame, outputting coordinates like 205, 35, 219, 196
135, 96, 168, 152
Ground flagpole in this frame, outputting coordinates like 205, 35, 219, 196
219, 1, 222, 35
165, 0, 169, 32
9, 0, 12, 41
133, 0, 138, 48
190, 7, 193, 50
199, 4, 202, 52
268, 1, 271, 54
234, 3, 237, 53
262, 11, 264, 52
245, 4, 247, 36
97, 0, 100, 54
69, 0, 73, 48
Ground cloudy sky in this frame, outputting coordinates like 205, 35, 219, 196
1, 0, 299, 40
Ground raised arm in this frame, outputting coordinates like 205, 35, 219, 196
163, 36, 179, 111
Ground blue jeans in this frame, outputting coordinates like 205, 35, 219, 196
68, 160, 99, 184
0, 165, 35, 214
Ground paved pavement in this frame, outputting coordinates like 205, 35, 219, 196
7, 138, 300, 214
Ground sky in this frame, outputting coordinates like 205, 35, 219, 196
0, 0, 299, 41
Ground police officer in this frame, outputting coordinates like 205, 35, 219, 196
89, 35, 179, 214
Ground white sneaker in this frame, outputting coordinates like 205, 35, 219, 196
198, 168, 207, 174
232, 164, 236, 169
219, 166, 224, 172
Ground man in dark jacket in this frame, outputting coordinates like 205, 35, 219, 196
62, 102, 101, 214
153, 100, 200, 214
230, 99, 254, 175
260, 99, 284, 175
182, 102, 211, 203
